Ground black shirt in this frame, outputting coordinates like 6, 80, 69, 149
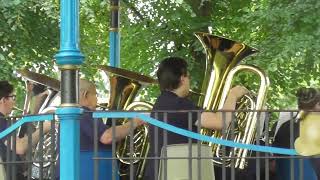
143, 91, 200, 180
79, 107, 112, 151
273, 119, 299, 149
0, 112, 24, 179
0, 112, 8, 162
150, 91, 200, 145
56, 107, 112, 178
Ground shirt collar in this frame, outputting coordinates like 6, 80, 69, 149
162, 90, 178, 97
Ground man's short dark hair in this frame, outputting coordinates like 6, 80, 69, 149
156, 57, 188, 91
296, 87, 320, 110
0, 81, 14, 99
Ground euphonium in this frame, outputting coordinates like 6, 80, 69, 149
194, 32, 269, 169
98, 65, 156, 179
118, 101, 153, 180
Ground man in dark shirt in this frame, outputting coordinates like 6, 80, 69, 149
56, 79, 144, 180
0, 80, 51, 179
143, 57, 248, 180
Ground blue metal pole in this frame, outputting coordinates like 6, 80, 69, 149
55, 0, 84, 179
109, 0, 120, 67
56, 107, 82, 180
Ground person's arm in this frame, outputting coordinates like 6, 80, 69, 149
14, 121, 51, 155
99, 118, 144, 144
200, 85, 249, 130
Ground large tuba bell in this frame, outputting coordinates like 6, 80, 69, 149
17, 69, 60, 116
193, 32, 270, 169
98, 65, 156, 179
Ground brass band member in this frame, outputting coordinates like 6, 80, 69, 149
143, 57, 249, 180
273, 87, 320, 180
55, 79, 144, 180
0, 80, 51, 180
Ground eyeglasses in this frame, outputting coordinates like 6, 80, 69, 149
6, 95, 16, 101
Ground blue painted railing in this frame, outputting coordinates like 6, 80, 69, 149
93, 111, 298, 155
0, 112, 297, 156
0, 114, 54, 139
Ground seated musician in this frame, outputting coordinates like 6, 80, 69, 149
0, 80, 51, 180
273, 87, 320, 180
56, 79, 144, 180
143, 57, 249, 180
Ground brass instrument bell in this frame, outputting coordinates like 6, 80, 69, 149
295, 112, 320, 156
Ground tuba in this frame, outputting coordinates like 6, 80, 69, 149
17, 69, 60, 116
16, 69, 60, 179
98, 65, 156, 179
193, 32, 270, 169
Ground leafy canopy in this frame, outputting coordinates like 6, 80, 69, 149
0, 0, 319, 112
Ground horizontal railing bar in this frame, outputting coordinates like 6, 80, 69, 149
93, 112, 297, 155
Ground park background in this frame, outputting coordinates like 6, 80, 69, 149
1, 0, 320, 121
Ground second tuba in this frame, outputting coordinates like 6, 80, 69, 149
193, 32, 270, 169
98, 65, 156, 179
17, 69, 60, 179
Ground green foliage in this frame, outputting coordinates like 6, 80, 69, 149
118, 0, 320, 110
0, 0, 60, 106
0, 0, 319, 114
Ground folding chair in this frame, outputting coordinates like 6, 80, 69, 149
158, 143, 215, 180
0, 156, 5, 180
